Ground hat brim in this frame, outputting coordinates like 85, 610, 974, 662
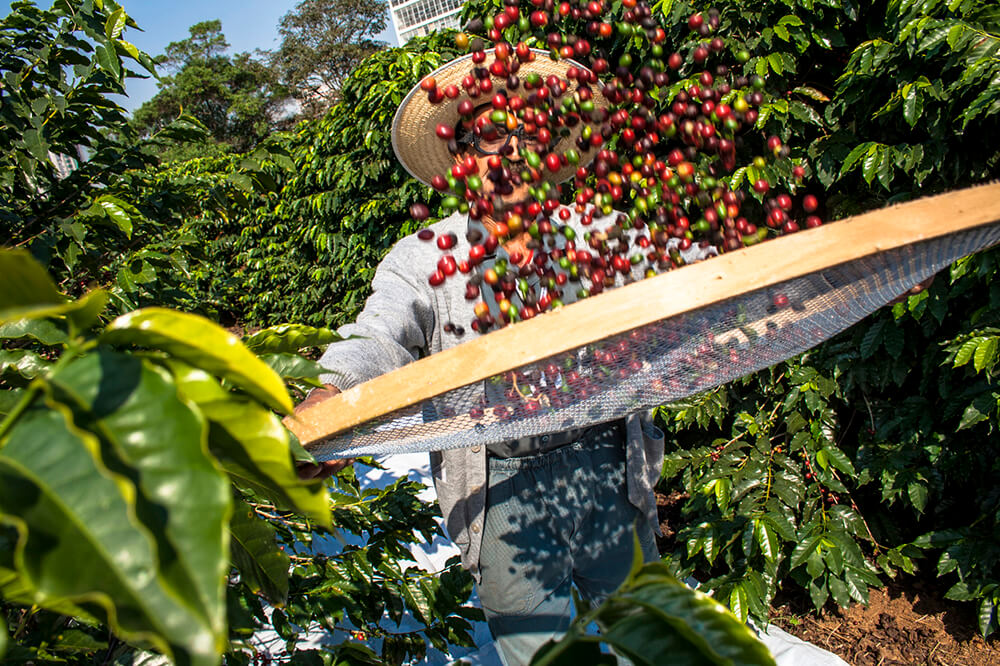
392, 49, 608, 189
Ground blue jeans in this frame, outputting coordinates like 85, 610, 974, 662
477, 423, 659, 666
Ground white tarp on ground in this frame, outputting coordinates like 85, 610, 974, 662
357, 453, 848, 666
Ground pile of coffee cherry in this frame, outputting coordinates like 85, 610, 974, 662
408, 2, 824, 337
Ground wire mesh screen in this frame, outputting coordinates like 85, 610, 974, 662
309, 223, 1000, 460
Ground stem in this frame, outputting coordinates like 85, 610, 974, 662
12, 605, 37, 640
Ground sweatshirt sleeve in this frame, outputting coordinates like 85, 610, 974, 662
317, 239, 436, 390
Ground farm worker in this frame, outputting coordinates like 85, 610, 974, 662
295, 50, 710, 665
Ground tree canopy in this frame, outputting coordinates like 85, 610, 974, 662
131, 20, 290, 159
271, 0, 390, 117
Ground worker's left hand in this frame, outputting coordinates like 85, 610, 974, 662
291, 384, 355, 480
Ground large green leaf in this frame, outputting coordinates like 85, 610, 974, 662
0, 251, 66, 322
47, 350, 231, 641
229, 498, 290, 606
101, 308, 293, 414
0, 251, 107, 330
0, 403, 220, 665
0, 614, 6, 659
243, 324, 343, 354
0, 319, 68, 345
610, 565, 775, 665
535, 563, 774, 666
167, 362, 330, 528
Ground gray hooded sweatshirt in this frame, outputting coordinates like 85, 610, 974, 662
318, 207, 709, 579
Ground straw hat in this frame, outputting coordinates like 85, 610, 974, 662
391, 48, 608, 188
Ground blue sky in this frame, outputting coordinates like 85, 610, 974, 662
3, 0, 397, 112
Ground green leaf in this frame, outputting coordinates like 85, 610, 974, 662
102, 308, 293, 414
860, 320, 885, 359
756, 520, 780, 561
0, 617, 6, 659
0, 319, 68, 345
755, 57, 768, 78
227, 173, 254, 192
47, 350, 231, 641
828, 575, 850, 608
729, 584, 749, 623
861, 145, 881, 185
0, 350, 49, 381
0, 250, 65, 322
168, 363, 330, 528
243, 324, 344, 354
259, 353, 327, 383
974, 337, 998, 373
0, 252, 105, 330
979, 598, 996, 636
808, 578, 829, 611
841, 142, 872, 173
22, 129, 50, 162
600, 564, 775, 666
229, 498, 290, 606
902, 83, 923, 127
105, 7, 126, 39
0, 404, 221, 665
954, 338, 980, 367
96, 195, 134, 238
95, 42, 121, 81
844, 567, 870, 604
714, 476, 731, 513
767, 53, 785, 75
791, 535, 823, 569
789, 101, 823, 126
958, 400, 990, 430
50, 629, 108, 653
792, 86, 830, 102
822, 446, 856, 475
907, 482, 928, 513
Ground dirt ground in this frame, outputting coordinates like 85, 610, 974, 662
654, 491, 1000, 665
771, 581, 1000, 666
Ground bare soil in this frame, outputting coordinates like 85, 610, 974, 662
653, 491, 1000, 665
771, 581, 1000, 666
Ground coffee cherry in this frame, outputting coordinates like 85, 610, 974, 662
410, 203, 430, 220
437, 232, 457, 250
803, 194, 819, 212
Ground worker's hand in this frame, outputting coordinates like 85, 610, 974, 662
293, 384, 355, 480
889, 275, 935, 306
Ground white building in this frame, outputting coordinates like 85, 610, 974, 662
388, 0, 464, 45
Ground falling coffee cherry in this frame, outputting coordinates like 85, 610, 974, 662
437, 232, 458, 250
410, 203, 430, 221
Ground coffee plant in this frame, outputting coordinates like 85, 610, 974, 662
2, 2, 773, 663
627, 0, 1000, 637
0, 3, 482, 663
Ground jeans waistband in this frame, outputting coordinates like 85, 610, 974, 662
487, 420, 625, 470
